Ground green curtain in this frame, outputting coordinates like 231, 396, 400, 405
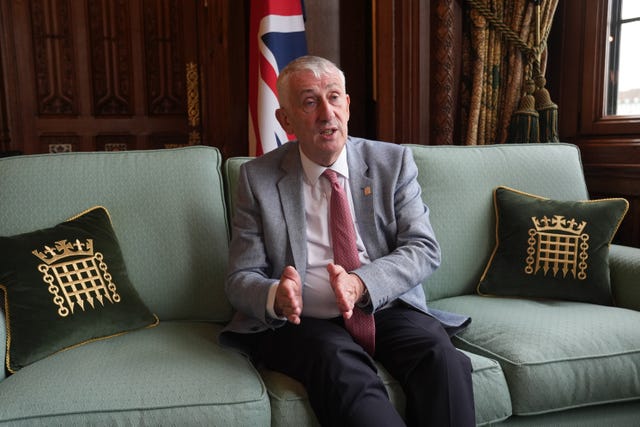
459, 0, 558, 145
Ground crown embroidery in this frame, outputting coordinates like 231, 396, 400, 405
525, 215, 589, 280
33, 239, 121, 317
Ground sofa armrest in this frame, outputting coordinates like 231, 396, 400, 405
610, 244, 640, 311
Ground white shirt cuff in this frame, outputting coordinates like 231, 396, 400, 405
266, 281, 287, 320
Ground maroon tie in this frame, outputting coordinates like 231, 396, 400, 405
323, 169, 375, 356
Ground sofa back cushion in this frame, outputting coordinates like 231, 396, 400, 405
406, 143, 590, 301
0, 147, 231, 322
224, 157, 253, 225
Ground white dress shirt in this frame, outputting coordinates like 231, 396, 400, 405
266, 145, 371, 319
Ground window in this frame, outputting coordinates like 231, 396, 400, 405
606, 0, 640, 115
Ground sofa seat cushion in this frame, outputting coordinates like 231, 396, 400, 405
431, 295, 640, 415
260, 349, 511, 426
0, 322, 270, 426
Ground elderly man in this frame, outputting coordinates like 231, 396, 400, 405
221, 55, 474, 427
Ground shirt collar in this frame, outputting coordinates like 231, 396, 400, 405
299, 144, 349, 185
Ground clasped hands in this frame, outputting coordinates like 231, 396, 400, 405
274, 264, 365, 325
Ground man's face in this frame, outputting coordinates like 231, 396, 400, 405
276, 70, 350, 166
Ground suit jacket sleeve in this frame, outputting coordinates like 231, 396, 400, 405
350, 143, 441, 313
225, 161, 284, 327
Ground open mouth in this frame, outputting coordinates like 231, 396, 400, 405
320, 128, 337, 136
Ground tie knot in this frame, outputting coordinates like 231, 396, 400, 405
322, 169, 339, 185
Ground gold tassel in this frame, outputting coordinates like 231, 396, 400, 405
534, 74, 559, 142
509, 78, 539, 144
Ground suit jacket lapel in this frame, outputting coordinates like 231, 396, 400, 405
347, 143, 380, 259
278, 145, 308, 276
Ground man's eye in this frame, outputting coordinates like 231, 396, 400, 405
329, 94, 342, 104
303, 99, 318, 112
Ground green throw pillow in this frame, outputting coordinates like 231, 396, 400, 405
0, 206, 158, 373
477, 186, 628, 305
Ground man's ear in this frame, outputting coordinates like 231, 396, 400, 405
276, 108, 294, 134
345, 94, 351, 121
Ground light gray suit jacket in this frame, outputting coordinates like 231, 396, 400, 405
221, 137, 468, 343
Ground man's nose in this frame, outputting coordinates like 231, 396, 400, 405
316, 98, 335, 120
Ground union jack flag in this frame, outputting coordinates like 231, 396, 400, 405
249, 0, 307, 156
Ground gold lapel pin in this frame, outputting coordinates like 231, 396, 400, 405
363, 186, 372, 196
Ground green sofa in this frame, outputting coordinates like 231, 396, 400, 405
0, 143, 638, 425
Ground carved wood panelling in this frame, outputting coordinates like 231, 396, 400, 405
0, 43, 10, 152
149, 132, 187, 149
95, 134, 134, 151
142, 0, 186, 116
40, 133, 80, 152
431, 0, 456, 145
30, 0, 77, 115
88, 0, 133, 115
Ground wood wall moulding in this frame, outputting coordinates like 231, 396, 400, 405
374, 0, 430, 145
31, 0, 78, 116
578, 139, 640, 168
148, 132, 188, 150
40, 133, 80, 153
584, 165, 640, 247
95, 134, 135, 151
198, 0, 248, 158
87, 0, 134, 116
336, 0, 373, 139
142, 0, 187, 116
373, 0, 462, 146
585, 170, 640, 196
0, 33, 10, 152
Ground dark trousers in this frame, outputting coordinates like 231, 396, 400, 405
250, 305, 475, 427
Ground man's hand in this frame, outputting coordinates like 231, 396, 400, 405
327, 263, 365, 320
274, 266, 303, 324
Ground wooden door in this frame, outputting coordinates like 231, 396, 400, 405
0, 0, 202, 154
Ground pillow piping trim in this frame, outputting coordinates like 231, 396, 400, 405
1, 284, 12, 373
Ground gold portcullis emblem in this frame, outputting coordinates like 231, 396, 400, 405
525, 215, 589, 280
32, 239, 121, 317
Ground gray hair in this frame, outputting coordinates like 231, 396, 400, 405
276, 55, 346, 107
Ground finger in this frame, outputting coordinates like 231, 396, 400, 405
327, 262, 343, 278
280, 286, 302, 310
288, 314, 301, 325
282, 265, 301, 285
278, 271, 303, 324
278, 297, 302, 324
280, 267, 301, 296
281, 281, 298, 300
336, 294, 354, 318
284, 298, 302, 323
275, 282, 303, 321
327, 263, 346, 291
